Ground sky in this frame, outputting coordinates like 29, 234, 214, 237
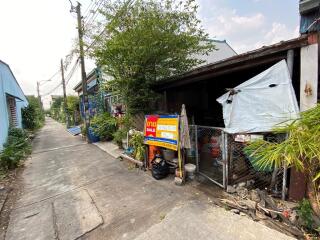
0, 0, 300, 108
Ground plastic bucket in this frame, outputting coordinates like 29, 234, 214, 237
185, 163, 196, 180
162, 149, 175, 161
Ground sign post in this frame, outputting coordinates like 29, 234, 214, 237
144, 115, 179, 151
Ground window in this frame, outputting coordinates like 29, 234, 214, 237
6, 95, 17, 127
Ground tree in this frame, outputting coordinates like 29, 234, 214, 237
66, 95, 80, 125
88, 0, 215, 114
245, 104, 320, 214
22, 96, 44, 130
50, 97, 64, 122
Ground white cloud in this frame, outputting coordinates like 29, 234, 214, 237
253, 23, 300, 50
207, 11, 265, 39
198, 3, 299, 54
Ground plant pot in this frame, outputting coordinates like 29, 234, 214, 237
162, 149, 175, 161
122, 139, 127, 149
88, 127, 100, 143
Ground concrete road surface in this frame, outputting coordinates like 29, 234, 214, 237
5, 118, 295, 240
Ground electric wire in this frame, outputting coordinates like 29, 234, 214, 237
83, 0, 103, 27
65, 58, 80, 86
85, 0, 104, 27
47, 70, 61, 81
83, 0, 95, 18
41, 82, 62, 97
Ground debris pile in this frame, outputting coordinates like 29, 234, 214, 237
223, 182, 306, 239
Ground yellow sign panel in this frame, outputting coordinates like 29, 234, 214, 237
144, 115, 179, 151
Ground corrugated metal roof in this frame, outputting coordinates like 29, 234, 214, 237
154, 35, 309, 90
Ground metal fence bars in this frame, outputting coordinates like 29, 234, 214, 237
187, 126, 287, 197
188, 125, 227, 188
226, 133, 285, 196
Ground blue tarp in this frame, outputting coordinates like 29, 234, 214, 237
67, 126, 81, 136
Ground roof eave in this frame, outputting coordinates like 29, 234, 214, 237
154, 35, 309, 90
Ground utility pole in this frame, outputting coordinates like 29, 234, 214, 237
36, 81, 42, 107
70, 1, 91, 143
61, 59, 70, 128
36, 81, 45, 110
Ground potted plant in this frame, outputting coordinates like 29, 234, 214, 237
129, 132, 145, 161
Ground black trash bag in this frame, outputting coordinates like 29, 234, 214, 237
151, 158, 169, 180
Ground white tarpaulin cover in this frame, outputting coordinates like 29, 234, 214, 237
216, 60, 299, 133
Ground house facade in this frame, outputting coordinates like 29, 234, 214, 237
152, 32, 319, 199
0, 60, 28, 150
73, 68, 106, 119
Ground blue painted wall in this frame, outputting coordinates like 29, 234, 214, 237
0, 61, 28, 150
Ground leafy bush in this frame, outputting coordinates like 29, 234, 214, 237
81, 125, 87, 137
245, 104, 320, 212
66, 96, 80, 125
50, 96, 65, 122
22, 96, 44, 130
129, 132, 145, 161
113, 129, 127, 148
91, 113, 117, 140
0, 128, 31, 170
298, 199, 314, 230
112, 115, 133, 148
22, 104, 37, 129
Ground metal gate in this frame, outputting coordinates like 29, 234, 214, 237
189, 125, 227, 188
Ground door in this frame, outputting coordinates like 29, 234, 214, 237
193, 125, 227, 188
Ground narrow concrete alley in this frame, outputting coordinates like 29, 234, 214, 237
5, 118, 296, 240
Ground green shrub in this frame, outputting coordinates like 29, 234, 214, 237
0, 128, 31, 170
22, 104, 37, 129
297, 199, 314, 230
22, 96, 44, 130
112, 115, 132, 148
113, 129, 127, 148
91, 113, 117, 140
129, 132, 145, 161
81, 125, 87, 137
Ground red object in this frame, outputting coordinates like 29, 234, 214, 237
211, 148, 220, 158
148, 145, 160, 169
145, 116, 158, 137
282, 210, 290, 218
210, 138, 218, 144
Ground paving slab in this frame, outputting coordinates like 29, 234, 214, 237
0, 188, 9, 212
93, 141, 123, 159
133, 201, 296, 240
53, 189, 103, 240
5, 202, 56, 240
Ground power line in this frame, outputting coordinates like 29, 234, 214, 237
83, 0, 95, 18
42, 58, 80, 96
83, 0, 103, 27
65, 58, 80, 85
47, 70, 61, 80
41, 82, 62, 97
38, 69, 62, 97
84, 26, 106, 53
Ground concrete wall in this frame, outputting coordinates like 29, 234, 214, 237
0, 62, 28, 150
300, 43, 318, 111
